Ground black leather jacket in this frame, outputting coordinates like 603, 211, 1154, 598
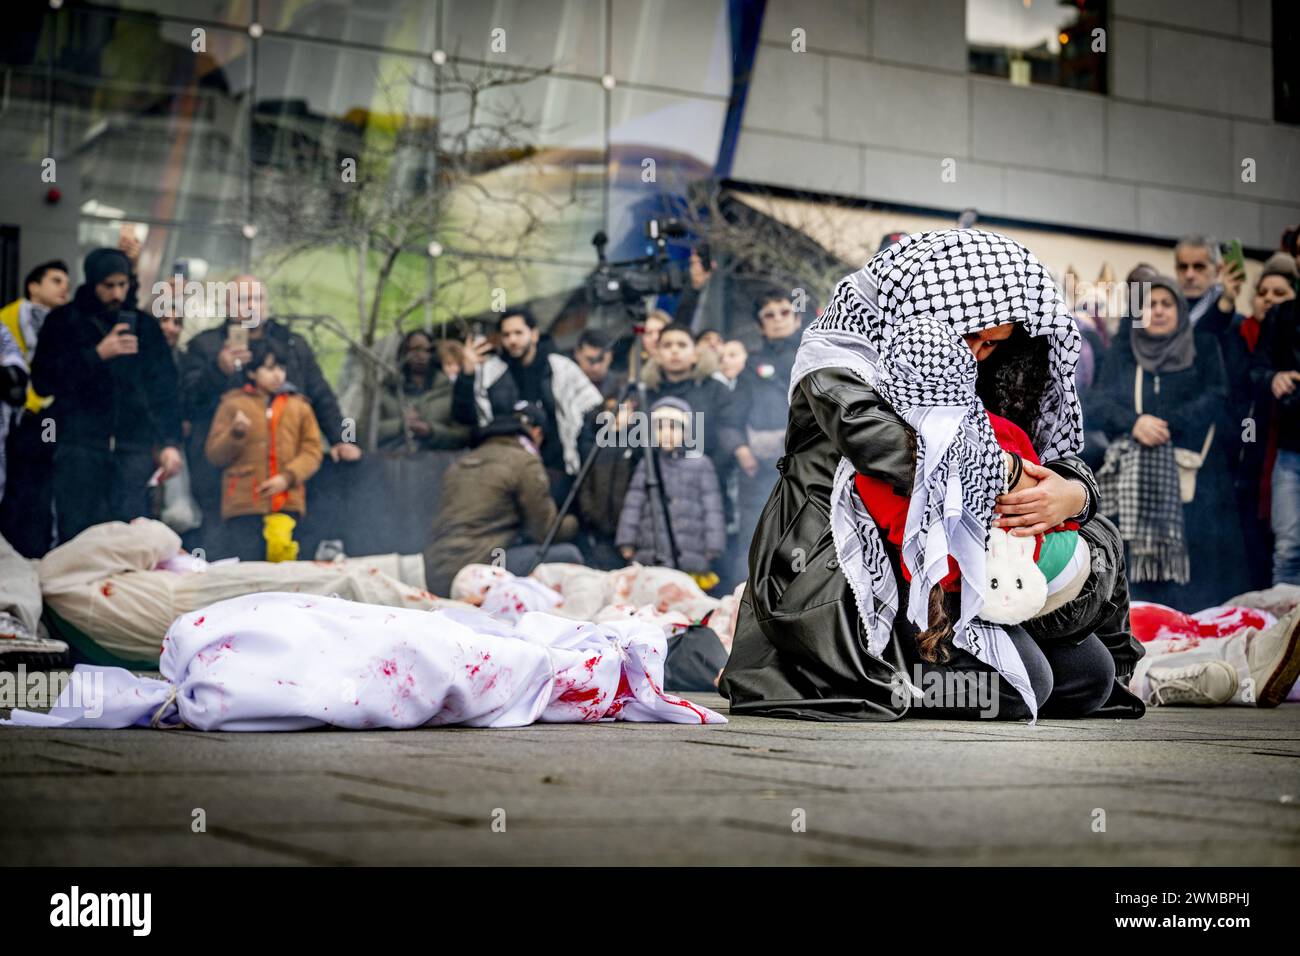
719, 367, 1145, 721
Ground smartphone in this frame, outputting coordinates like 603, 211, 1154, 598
118, 311, 138, 335
470, 321, 487, 348
1221, 238, 1245, 277
226, 325, 249, 350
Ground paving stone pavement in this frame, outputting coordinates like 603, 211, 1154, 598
3, 696, 1299, 865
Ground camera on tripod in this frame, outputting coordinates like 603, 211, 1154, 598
587, 218, 689, 309
531, 218, 695, 573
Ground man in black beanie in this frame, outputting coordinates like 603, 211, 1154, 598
29, 247, 182, 543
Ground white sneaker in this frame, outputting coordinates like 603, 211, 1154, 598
1247, 605, 1300, 708
1146, 659, 1239, 706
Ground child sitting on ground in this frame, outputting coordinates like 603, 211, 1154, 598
205, 338, 323, 561
617, 396, 726, 587
856, 408, 1091, 661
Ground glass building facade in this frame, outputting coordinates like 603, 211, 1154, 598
0, 0, 736, 375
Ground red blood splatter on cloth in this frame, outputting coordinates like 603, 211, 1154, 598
100, 582, 114, 597
193, 616, 205, 626
560, 685, 601, 704
381, 659, 398, 676
556, 679, 605, 721
641, 671, 709, 723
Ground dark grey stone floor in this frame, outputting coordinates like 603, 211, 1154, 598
3, 697, 1299, 865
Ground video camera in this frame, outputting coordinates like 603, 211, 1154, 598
587, 217, 689, 311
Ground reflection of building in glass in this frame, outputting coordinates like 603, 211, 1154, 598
0, 1, 745, 366
967, 0, 1107, 93
0, 0, 1295, 367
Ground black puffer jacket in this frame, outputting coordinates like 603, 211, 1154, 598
719, 367, 1145, 721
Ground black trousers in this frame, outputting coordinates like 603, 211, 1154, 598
889, 543, 1117, 721
218, 511, 304, 562
185, 419, 224, 555
52, 442, 156, 545
0, 412, 56, 557
894, 619, 1116, 720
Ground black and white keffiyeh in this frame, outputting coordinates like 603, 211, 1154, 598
1095, 437, 1189, 584
789, 229, 1084, 721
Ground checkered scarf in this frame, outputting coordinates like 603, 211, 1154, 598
789, 230, 1084, 721
1096, 437, 1189, 584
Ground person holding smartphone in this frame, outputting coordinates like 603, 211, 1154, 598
180, 275, 357, 554
28, 248, 183, 543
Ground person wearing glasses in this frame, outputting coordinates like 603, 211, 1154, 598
727, 289, 806, 585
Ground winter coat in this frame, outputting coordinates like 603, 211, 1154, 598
375, 371, 471, 451
1086, 327, 1226, 451
642, 365, 745, 477
578, 441, 639, 540
205, 386, 324, 519
1085, 329, 1249, 608
1253, 299, 1300, 453
1, 297, 50, 413
616, 451, 725, 573
451, 347, 602, 476
181, 319, 345, 443
30, 285, 181, 452
1021, 512, 1142, 679
719, 367, 1145, 721
733, 328, 804, 435
423, 434, 578, 595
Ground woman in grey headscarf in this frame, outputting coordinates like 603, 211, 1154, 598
1088, 274, 1249, 610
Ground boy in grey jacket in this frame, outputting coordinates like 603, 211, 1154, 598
617, 397, 726, 575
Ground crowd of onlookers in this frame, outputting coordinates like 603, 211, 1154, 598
0, 239, 802, 597
3, 231, 1300, 612
1078, 233, 1300, 612
422, 242, 806, 595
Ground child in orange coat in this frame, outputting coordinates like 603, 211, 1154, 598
205, 338, 323, 560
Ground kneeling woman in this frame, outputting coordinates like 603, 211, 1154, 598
719, 230, 1145, 722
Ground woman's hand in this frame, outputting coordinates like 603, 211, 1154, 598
993, 460, 1086, 537
1132, 413, 1170, 447
1001, 451, 1040, 492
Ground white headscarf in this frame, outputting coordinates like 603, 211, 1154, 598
789, 229, 1083, 721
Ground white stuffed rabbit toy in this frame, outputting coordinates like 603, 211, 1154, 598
981, 527, 1047, 625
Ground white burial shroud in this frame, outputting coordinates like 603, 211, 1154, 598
4, 592, 725, 731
